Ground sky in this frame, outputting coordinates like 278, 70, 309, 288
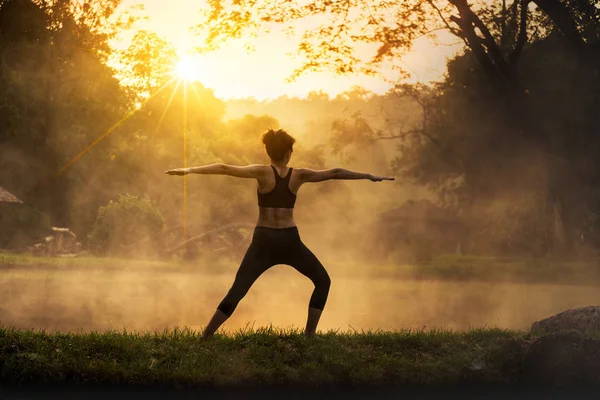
114, 0, 463, 100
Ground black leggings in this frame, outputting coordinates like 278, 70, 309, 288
217, 226, 331, 317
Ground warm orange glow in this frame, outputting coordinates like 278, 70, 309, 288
39, 76, 178, 190
115, 0, 457, 100
175, 56, 202, 82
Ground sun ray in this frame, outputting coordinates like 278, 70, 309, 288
189, 80, 202, 103
37, 76, 178, 191
156, 78, 182, 133
183, 79, 188, 253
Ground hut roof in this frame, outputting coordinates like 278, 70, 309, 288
0, 186, 23, 204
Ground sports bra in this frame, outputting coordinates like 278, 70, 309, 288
257, 165, 297, 209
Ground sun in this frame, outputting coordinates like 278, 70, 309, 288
175, 56, 201, 82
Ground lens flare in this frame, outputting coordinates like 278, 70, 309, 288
175, 57, 199, 81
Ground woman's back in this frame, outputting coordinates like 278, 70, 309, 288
256, 164, 299, 229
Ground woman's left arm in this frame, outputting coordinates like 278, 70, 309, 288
165, 164, 266, 179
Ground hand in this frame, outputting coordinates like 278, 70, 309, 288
369, 174, 395, 182
165, 168, 189, 176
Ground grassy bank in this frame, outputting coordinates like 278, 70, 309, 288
364, 255, 600, 286
0, 326, 524, 389
0, 251, 231, 275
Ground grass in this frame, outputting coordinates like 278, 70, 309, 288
0, 326, 526, 389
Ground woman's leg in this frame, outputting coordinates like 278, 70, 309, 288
202, 309, 229, 339
203, 239, 272, 338
287, 241, 331, 336
305, 307, 323, 337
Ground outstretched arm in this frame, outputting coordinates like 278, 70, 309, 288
165, 164, 265, 179
298, 168, 395, 183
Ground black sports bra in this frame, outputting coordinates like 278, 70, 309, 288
257, 165, 297, 209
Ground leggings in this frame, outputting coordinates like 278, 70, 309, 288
217, 226, 331, 317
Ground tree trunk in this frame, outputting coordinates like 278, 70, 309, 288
533, 0, 600, 72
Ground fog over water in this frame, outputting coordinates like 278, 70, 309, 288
1, 262, 598, 334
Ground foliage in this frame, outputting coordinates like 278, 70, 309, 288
0, 205, 51, 249
88, 194, 165, 257
115, 30, 179, 98
325, 34, 600, 256
2, 0, 600, 260
0, 0, 134, 229
472, 193, 552, 256
194, 0, 600, 258
194, 0, 600, 82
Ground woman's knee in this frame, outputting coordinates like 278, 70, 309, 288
309, 273, 330, 310
314, 271, 331, 292
217, 282, 248, 317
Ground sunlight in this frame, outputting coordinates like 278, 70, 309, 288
156, 80, 181, 132
175, 56, 201, 82
39, 76, 177, 190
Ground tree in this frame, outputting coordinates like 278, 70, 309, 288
196, 1, 599, 79
195, 0, 599, 154
387, 34, 600, 255
116, 30, 178, 99
0, 0, 135, 228
195, 0, 600, 253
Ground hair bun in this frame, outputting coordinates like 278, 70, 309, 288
261, 129, 295, 162
262, 129, 276, 145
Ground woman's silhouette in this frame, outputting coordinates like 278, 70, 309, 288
166, 129, 394, 337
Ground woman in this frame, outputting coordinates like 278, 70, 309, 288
166, 129, 394, 337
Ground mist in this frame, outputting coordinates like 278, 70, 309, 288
2, 0, 600, 335
2, 259, 600, 334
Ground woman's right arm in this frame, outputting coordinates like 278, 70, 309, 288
165, 164, 267, 179
298, 168, 395, 183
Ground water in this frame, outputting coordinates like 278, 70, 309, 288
1, 264, 599, 333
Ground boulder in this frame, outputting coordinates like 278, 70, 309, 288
530, 306, 600, 335
522, 330, 600, 386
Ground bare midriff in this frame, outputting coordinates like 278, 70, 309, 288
257, 207, 296, 229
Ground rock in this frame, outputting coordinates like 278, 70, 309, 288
468, 358, 486, 371
522, 330, 600, 386
530, 306, 600, 335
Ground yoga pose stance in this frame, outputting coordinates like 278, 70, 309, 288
165, 129, 394, 337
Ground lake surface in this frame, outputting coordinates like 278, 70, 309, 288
1, 264, 599, 333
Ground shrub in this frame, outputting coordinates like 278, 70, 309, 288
473, 193, 552, 257
0, 204, 51, 249
88, 194, 165, 257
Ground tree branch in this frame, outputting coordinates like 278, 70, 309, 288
532, 0, 587, 58
376, 129, 424, 140
449, 14, 506, 90
427, 0, 464, 39
534, 0, 600, 71
450, 0, 510, 76
165, 223, 255, 255
501, 0, 507, 47
509, 0, 530, 68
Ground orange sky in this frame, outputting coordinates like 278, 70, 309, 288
114, 0, 462, 100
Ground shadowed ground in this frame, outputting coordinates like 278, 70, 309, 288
2, 387, 600, 400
